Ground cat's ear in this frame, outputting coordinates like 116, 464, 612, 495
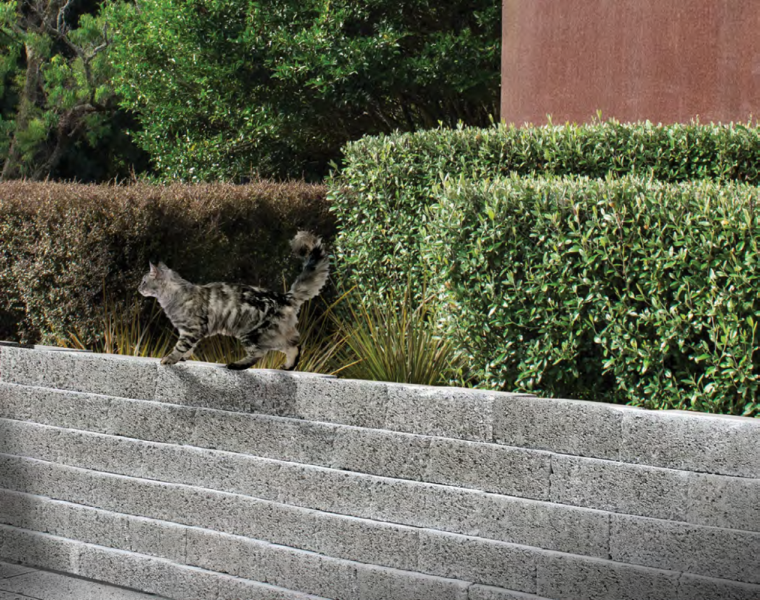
157, 262, 169, 273
149, 262, 158, 275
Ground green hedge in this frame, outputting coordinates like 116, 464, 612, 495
0, 181, 333, 344
330, 121, 760, 300
423, 175, 760, 416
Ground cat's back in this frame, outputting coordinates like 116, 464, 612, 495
203, 281, 289, 312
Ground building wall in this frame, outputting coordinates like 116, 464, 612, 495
501, 0, 760, 125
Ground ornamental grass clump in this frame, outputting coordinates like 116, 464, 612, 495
334, 284, 468, 386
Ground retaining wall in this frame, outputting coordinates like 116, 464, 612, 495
0, 345, 758, 599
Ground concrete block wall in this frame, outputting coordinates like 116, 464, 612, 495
0, 345, 757, 600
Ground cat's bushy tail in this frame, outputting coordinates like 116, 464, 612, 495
288, 231, 329, 306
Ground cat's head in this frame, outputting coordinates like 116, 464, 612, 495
138, 262, 174, 298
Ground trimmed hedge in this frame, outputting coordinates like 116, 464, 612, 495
424, 175, 760, 416
330, 121, 760, 300
0, 181, 333, 344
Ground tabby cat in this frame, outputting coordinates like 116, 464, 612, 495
138, 231, 329, 370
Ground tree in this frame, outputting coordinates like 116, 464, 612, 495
109, 0, 501, 181
0, 0, 146, 180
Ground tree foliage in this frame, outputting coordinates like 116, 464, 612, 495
108, 0, 500, 181
0, 0, 147, 181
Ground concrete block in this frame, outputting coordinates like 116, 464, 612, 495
0, 454, 63, 499
0, 418, 63, 463
0, 525, 77, 574
0, 384, 114, 434
356, 566, 470, 600
0, 569, 158, 600
688, 473, 760, 532
242, 539, 360, 599
385, 383, 496, 442
331, 427, 431, 481
215, 574, 329, 600
425, 439, 551, 500
127, 516, 187, 563
294, 376, 389, 429
310, 512, 421, 572
272, 464, 382, 520
0, 383, 32, 421
147, 561, 222, 600
191, 409, 337, 466
186, 527, 246, 576
479, 494, 609, 558
189, 449, 284, 501
610, 513, 760, 584
106, 399, 197, 445
677, 573, 760, 600
493, 395, 642, 460
0, 588, 25, 600
154, 361, 298, 416
0, 490, 39, 531
468, 586, 554, 600
536, 550, 681, 600
77, 543, 220, 600
0, 346, 157, 401
418, 529, 536, 591
622, 410, 760, 478
550, 455, 690, 521
37, 498, 130, 551
0, 561, 35, 579
373, 479, 483, 536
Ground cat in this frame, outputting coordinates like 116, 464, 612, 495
138, 231, 329, 370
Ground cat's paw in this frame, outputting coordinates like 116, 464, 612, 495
225, 362, 248, 370
160, 355, 180, 366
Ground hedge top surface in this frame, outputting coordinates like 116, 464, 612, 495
329, 120, 760, 298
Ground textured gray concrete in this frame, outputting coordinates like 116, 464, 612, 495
0, 469, 599, 583
0, 421, 610, 555
550, 454, 691, 521
295, 377, 390, 429
0, 529, 327, 600
468, 587, 554, 600
384, 383, 500, 442
536, 551, 682, 600
3, 346, 757, 474
621, 410, 760, 478
0, 383, 554, 500
0, 346, 157, 401
676, 573, 760, 600
609, 514, 760, 584
2, 345, 759, 600
154, 361, 301, 416
0, 564, 165, 600
687, 472, 760, 532
493, 395, 638, 460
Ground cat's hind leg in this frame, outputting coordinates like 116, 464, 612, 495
282, 345, 300, 371
226, 336, 266, 370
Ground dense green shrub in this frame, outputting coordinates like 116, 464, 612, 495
0, 181, 333, 344
423, 175, 760, 416
330, 121, 760, 302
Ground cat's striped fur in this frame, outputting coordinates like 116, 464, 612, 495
138, 231, 329, 370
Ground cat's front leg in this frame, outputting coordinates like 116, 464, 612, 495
161, 332, 201, 365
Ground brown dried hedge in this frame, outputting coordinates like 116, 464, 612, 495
0, 180, 333, 344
